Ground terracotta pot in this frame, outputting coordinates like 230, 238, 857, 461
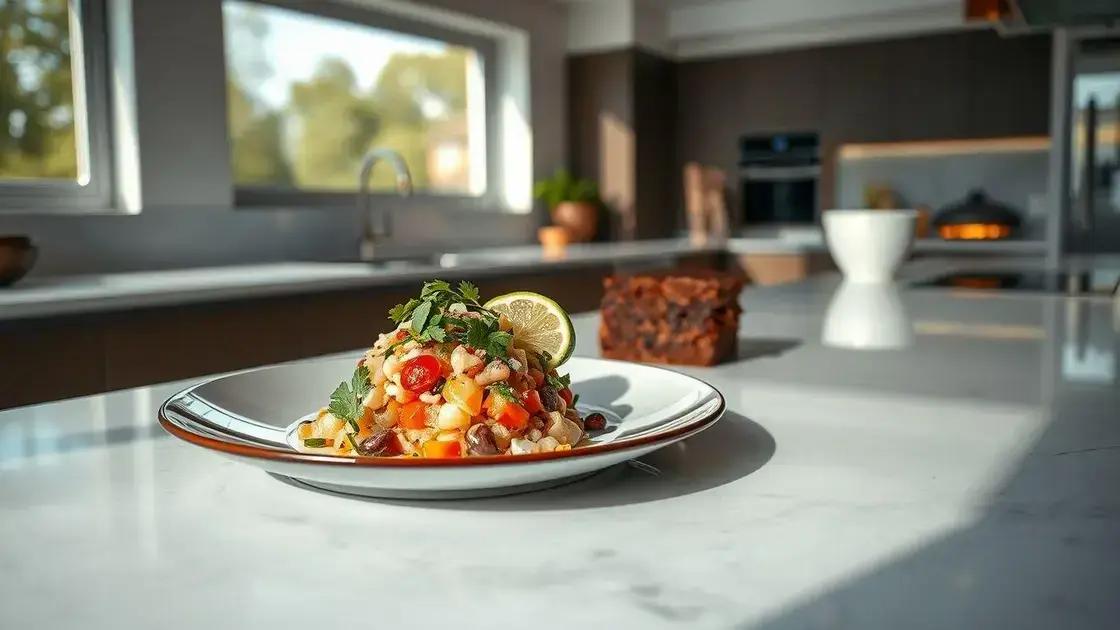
537, 225, 571, 250
551, 201, 597, 242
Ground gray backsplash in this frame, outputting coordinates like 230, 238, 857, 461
836, 147, 1050, 239
0, 205, 539, 277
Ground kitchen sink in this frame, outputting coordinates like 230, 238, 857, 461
348, 253, 454, 270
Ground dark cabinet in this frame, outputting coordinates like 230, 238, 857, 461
0, 255, 723, 410
677, 31, 1052, 210
887, 36, 970, 140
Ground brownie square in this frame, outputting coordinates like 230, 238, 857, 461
599, 270, 743, 366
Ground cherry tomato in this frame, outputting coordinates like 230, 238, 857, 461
520, 389, 542, 414
400, 355, 441, 393
559, 387, 574, 406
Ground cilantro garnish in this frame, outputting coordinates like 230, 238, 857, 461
547, 372, 571, 390
386, 279, 511, 358
328, 365, 371, 432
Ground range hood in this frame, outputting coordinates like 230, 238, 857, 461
966, 0, 1120, 29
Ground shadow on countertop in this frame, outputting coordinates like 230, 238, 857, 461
737, 337, 803, 362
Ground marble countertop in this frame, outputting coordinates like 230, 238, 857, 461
0, 236, 1050, 321
1, 264, 1117, 629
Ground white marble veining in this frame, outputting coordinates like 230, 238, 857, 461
1, 267, 1118, 629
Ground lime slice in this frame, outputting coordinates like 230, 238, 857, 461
484, 291, 574, 368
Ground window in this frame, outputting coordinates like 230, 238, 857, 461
222, 0, 492, 199
0, 0, 111, 210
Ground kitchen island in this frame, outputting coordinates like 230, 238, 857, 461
1, 268, 1117, 629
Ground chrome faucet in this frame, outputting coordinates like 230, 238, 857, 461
358, 148, 413, 261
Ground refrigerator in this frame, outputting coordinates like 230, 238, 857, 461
1068, 36, 1120, 254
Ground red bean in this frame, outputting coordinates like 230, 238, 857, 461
584, 413, 607, 431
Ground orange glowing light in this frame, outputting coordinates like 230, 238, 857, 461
950, 277, 1003, 289
938, 223, 1011, 240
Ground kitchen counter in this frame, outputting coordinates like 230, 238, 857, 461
0, 239, 722, 321
0, 235, 1050, 321
2, 265, 1117, 629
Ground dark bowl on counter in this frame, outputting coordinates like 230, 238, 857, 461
0, 236, 38, 287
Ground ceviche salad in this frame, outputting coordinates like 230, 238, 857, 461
295, 280, 606, 459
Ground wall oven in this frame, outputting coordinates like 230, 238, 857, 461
738, 132, 819, 225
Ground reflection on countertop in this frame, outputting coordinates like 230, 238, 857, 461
822, 281, 913, 350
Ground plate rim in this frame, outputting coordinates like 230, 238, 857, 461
158, 356, 726, 469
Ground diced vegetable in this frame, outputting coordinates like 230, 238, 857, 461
485, 392, 529, 431
398, 401, 428, 429
422, 440, 462, 458
442, 375, 483, 415
527, 368, 545, 388
400, 355, 442, 393
558, 387, 574, 407
520, 389, 542, 414
436, 403, 471, 430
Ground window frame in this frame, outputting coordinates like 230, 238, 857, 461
0, 0, 114, 214
225, 0, 502, 209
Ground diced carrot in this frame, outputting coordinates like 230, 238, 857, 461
422, 440, 461, 458
398, 401, 428, 429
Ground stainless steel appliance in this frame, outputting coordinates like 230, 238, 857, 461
738, 132, 819, 226
1067, 37, 1120, 254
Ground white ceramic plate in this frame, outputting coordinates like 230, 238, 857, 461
159, 356, 724, 499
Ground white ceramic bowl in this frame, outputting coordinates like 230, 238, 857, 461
822, 210, 917, 283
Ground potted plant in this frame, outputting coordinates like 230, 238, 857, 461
533, 169, 600, 242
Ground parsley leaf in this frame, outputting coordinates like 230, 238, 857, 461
410, 300, 432, 334
388, 298, 420, 324
328, 365, 371, 432
458, 281, 480, 303
486, 330, 512, 359
547, 372, 571, 390
327, 382, 354, 422
463, 317, 492, 349
351, 365, 371, 401
421, 279, 451, 297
